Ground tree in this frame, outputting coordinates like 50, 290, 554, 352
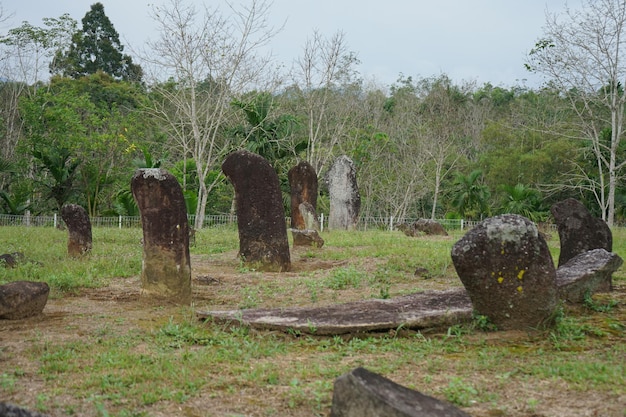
451, 170, 490, 220
142, 0, 279, 229
526, 0, 626, 226
50, 2, 142, 81
0, 14, 77, 164
498, 183, 549, 222
291, 30, 361, 175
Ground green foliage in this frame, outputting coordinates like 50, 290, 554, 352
32, 146, 81, 211
323, 265, 366, 290
451, 170, 490, 219
50, 3, 142, 81
498, 183, 549, 222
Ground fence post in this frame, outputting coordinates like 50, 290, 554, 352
119, 215, 122, 229
53, 213, 57, 228
389, 216, 393, 231
320, 213, 324, 232
461, 219, 464, 230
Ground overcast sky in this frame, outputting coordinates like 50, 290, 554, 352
1, 0, 579, 88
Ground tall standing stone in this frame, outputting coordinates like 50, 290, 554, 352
60, 204, 92, 257
131, 168, 191, 304
326, 155, 360, 230
451, 214, 558, 330
551, 198, 612, 267
288, 161, 318, 229
222, 150, 291, 272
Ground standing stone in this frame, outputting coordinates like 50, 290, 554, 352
551, 198, 612, 267
60, 204, 92, 257
288, 161, 318, 229
451, 214, 558, 330
330, 367, 470, 417
131, 168, 191, 304
222, 150, 291, 272
326, 155, 360, 230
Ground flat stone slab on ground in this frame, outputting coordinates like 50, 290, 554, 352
197, 288, 472, 335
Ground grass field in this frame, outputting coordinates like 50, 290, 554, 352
1, 225, 625, 416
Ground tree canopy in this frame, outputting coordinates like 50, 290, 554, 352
50, 2, 142, 81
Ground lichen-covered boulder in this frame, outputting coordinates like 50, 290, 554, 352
551, 198, 612, 267
451, 214, 558, 330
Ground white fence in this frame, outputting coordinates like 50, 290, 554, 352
0, 212, 482, 231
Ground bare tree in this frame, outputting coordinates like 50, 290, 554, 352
0, 14, 76, 162
141, 0, 279, 229
527, 0, 626, 225
292, 30, 360, 175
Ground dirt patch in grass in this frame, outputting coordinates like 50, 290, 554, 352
1, 246, 625, 417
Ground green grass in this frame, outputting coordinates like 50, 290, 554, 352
0, 225, 625, 416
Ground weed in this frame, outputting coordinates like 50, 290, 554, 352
583, 292, 618, 312
443, 377, 478, 407
324, 265, 365, 290
472, 313, 498, 332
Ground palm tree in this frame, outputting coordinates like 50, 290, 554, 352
499, 183, 549, 222
451, 170, 490, 219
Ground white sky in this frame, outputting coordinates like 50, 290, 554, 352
1, 0, 580, 89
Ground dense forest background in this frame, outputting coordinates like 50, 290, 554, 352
2, 0, 626, 228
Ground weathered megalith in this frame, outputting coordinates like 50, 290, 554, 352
60, 204, 92, 257
556, 248, 623, 303
326, 155, 360, 230
222, 150, 291, 272
551, 198, 612, 267
414, 219, 448, 236
288, 161, 318, 229
400, 219, 448, 237
451, 214, 558, 330
0, 281, 49, 320
330, 367, 470, 417
291, 228, 325, 247
131, 168, 191, 304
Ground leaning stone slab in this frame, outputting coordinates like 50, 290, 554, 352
551, 198, 612, 267
61, 203, 92, 257
197, 288, 472, 335
556, 249, 623, 303
291, 228, 325, 248
0, 281, 49, 320
451, 214, 559, 330
330, 367, 470, 417
131, 168, 192, 304
0, 403, 50, 417
222, 150, 291, 272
